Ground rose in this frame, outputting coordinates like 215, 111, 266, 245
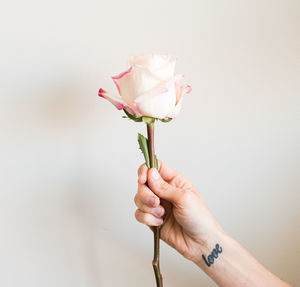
98, 54, 191, 119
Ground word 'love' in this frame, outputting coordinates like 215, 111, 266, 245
202, 243, 223, 267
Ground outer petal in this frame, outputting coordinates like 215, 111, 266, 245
98, 88, 135, 115
128, 54, 172, 71
166, 85, 192, 119
133, 78, 177, 119
112, 65, 161, 104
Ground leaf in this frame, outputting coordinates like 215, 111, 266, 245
138, 133, 150, 168
137, 133, 159, 170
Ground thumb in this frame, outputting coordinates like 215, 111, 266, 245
148, 168, 180, 203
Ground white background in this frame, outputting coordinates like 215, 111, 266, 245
0, 0, 299, 286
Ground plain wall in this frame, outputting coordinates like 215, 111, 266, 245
0, 0, 299, 286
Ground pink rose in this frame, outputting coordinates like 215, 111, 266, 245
98, 54, 191, 119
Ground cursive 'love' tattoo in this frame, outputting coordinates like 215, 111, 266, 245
202, 243, 223, 267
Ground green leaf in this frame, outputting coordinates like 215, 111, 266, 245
137, 133, 159, 170
137, 133, 150, 168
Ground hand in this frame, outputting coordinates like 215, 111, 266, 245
134, 161, 224, 263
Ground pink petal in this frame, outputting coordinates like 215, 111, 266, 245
112, 65, 162, 104
111, 66, 133, 95
98, 88, 135, 115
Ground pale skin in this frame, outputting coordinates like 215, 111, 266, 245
134, 161, 292, 287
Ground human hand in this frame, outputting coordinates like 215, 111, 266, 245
134, 161, 224, 263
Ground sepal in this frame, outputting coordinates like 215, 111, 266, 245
159, 118, 172, 123
123, 109, 143, 122
142, 116, 155, 125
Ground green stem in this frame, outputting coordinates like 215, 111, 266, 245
147, 122, 163, 287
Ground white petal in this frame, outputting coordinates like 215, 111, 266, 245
112, 65, 161, 104
166, 97, 183, 119
166, 84, 192, 119
133, 79, 177, 119
152, 58, 176, 80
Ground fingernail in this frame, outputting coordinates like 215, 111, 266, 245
151, 169, 160, 180
154, 206, 164, 217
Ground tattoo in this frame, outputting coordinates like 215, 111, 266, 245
202, 243, 223, 267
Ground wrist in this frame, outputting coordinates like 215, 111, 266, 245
192, 226, 228, 268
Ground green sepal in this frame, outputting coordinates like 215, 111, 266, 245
123, 109, 143, 122
142, 116, 155, 125
160, 118, 172, 123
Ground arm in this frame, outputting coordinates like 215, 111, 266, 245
194, 229, 290, 287
134, 161, 292, 287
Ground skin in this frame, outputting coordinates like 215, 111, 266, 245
135, 161, 292, 287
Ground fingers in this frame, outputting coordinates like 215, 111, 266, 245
135, 209, 163, 226
138, 160, 179, 184
134, 184, 165, 217
135, 184, 159, 207
147, 168, 181, 203
137, 163, 148, 184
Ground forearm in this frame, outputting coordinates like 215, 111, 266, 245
193, 229, 292, 287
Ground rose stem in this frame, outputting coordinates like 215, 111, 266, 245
147, 122, 163, 287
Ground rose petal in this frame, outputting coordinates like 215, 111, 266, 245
133, 78, 177, 119
166, 98, 183, 119
153, 58, 176, 80
128, 54, 172, 71
166, 85, 192, 119
111, 66, 133, 95
129, 54, 176, 81
98, 88, 135, 114
112, 65, 161, 104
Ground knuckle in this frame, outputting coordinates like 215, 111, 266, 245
172, 175, 186, 188
179, 189, 193, 204
160, 181, 170, 192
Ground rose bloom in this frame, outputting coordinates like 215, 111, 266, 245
99, 54, 191, 119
